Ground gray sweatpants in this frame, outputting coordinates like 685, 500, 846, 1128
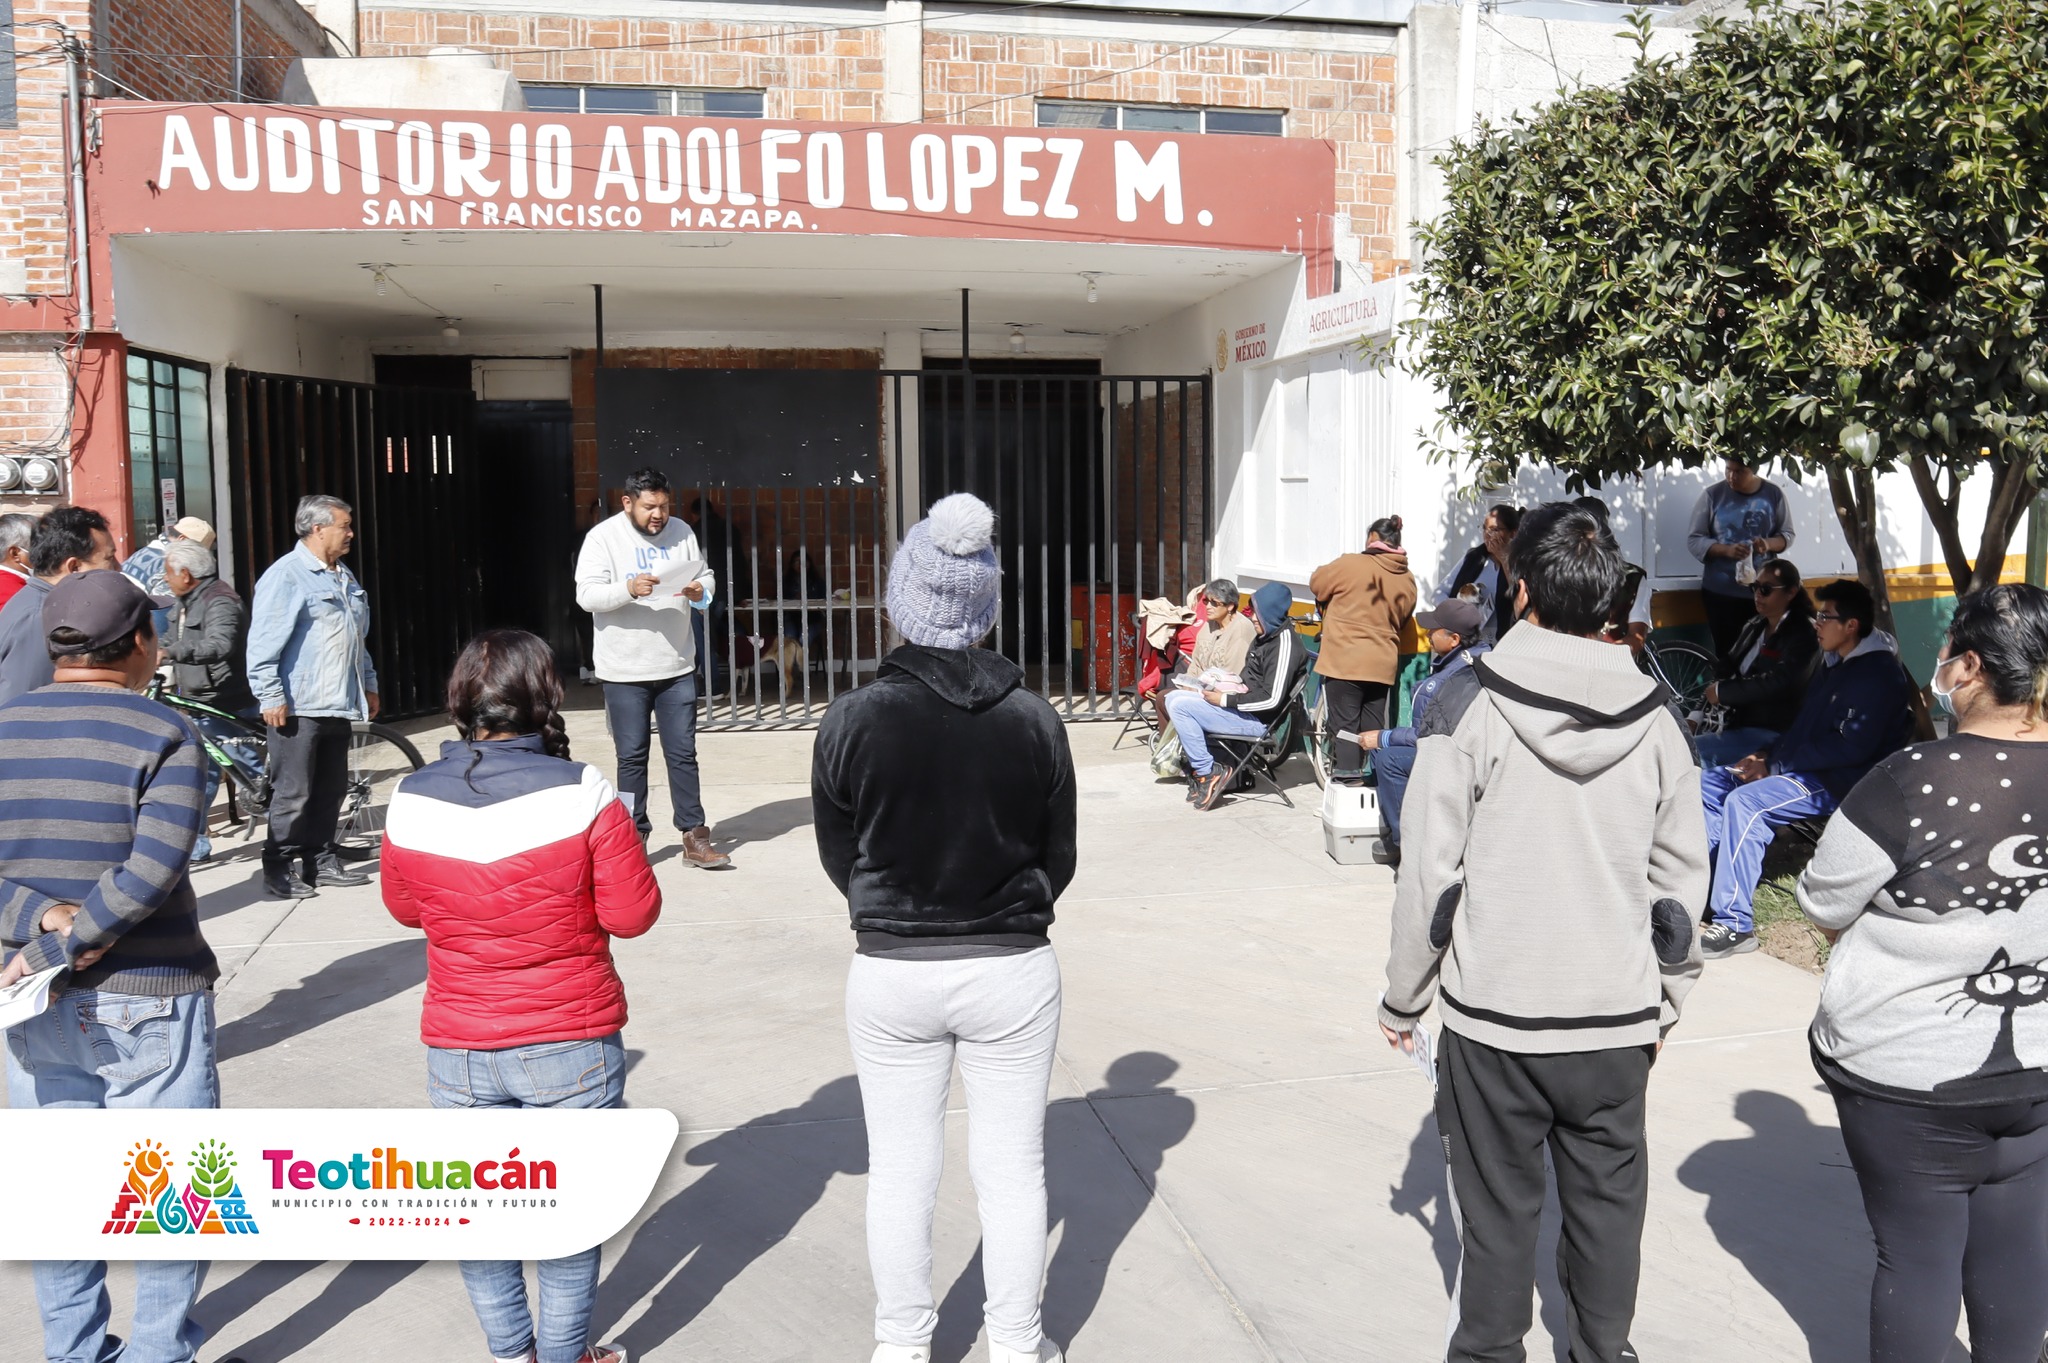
845, 947, 1063, 1352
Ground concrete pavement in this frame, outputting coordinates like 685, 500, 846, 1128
2, 694, 1927, 1362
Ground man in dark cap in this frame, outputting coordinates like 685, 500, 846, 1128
1352, 596, 1488, 865
0, 569, 223, 1363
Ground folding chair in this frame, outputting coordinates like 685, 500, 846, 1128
1205, 665, 1315, 809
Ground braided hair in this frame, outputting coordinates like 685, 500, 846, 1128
447, 630, 571, 788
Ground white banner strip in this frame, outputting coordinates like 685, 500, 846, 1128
0, 1109, 678, 1261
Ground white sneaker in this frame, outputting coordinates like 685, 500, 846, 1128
989, 1344, 1063, 1363
870, 1346, 931, 1363
491, 1352, 535, 1363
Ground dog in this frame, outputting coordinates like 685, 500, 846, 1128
736, 633, 807, 698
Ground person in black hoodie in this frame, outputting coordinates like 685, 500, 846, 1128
1694, 557, 1820, 767
812, 492, 1077, 1363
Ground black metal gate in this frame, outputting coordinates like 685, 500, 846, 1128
224, 370, 482, 718
679, 368, 1210, 729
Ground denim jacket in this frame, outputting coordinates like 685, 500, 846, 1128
246, 543, 379, 719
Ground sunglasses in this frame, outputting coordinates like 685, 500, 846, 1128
1750, 583, 1790, 596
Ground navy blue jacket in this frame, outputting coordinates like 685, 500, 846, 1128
1768, 637, 1916, 800
1383, 642, 1489, 749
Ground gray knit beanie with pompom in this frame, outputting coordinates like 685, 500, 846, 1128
887, 493, 1000, 649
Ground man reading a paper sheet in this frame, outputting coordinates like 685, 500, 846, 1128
0, 569, 223, 1363
576, 466, 733, 869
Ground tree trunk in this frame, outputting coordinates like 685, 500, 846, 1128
1828, 464, 1935, 739
1969, 458, 2036, 596
1827, 464, 1897, 634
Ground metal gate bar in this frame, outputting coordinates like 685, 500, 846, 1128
225, 369, 482, 719
678, 368, 1207, 729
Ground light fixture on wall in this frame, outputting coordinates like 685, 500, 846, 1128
1081, 272, 1100, 304
440, 318, 462, 341
361, 263, 395, 297
1008, 325, 1026, 352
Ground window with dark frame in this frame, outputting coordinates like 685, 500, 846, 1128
1036, 100, 1285, 136
125, 350, 214, 545
522, 85, 767, 118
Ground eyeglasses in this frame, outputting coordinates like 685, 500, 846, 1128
1813, 612, 1845, 624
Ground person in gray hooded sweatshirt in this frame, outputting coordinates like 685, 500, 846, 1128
1378, 501, 1709, 1363
813, 492, 1077, 1363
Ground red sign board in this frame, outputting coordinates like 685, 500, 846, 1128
90, 104, 1337, 257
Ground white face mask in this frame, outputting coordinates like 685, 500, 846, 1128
1931, 654, 1964, 717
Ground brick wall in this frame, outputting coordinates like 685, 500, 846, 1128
358, 11, 889, 122
357, 7, 1400, 269
1, 1, 87, 299
0, 344, 75, 483
922, 27, 1399, 268
95, 0, 314, 102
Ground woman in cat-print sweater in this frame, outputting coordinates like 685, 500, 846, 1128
1797, 583, 2048, 1363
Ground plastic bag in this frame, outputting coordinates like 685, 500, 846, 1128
1733, 548, 1758, 586
1149, 730, 1185, 778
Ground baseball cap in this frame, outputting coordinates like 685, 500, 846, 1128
43, 570, 170, 655
1415, 598, 1485, 638
171, 516, 216, 548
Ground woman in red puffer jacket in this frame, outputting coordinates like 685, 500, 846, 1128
382, 628, 659, 1363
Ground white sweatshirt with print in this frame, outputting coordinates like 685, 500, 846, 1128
574, 511, 717, 683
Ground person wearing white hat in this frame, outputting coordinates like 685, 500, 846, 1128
813, 492, 1076, 1363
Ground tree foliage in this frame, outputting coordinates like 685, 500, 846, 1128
1409, 0, 2048, 614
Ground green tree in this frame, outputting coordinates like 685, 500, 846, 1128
1408, 0, 2048, 631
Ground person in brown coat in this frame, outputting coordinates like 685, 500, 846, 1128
1309, 515, 1418, 782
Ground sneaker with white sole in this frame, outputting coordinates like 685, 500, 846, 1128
989, 1343, 1064, 1363
870, 1346, 931, 1363
1699, 922, 1758, 959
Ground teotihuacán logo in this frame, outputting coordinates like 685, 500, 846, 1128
105, 1139, 259, 1236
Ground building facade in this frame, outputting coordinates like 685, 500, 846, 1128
0, 0, 2007, 715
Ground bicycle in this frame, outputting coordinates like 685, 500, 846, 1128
149, 681, 427, 845
1640, 636, 1721, 731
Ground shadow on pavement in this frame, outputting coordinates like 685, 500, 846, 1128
1675, 1090, 1870, 1363
216, 939, 426, 1063
649, 795, 815, 867
198, 1259, 422, 1361
932, 1051, 1196, 1361
595, 1076, 868, 1354
1389, 1112, 1460, 1294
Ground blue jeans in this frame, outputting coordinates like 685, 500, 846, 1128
1163, 691, 1269, 776
1693, 726, 1780, 769
1702, 765, 1836, 932
428, 1034, 627, 1363
5, 991, 218, 1363
1374, 742, 1417, 845
602, 672, 704, 836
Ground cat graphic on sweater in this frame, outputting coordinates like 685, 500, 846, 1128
1937, 948, 2048, 1092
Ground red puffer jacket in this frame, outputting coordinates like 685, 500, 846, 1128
381, 733, 661, 1050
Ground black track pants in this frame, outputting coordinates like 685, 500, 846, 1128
1436, 1029, 1653, 1363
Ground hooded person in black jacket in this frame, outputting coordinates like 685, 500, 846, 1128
813, 491, 1076, 1363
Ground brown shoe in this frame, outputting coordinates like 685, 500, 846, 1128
681, 824, 732, 869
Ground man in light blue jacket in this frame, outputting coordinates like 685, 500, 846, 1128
246, 494, 380, 900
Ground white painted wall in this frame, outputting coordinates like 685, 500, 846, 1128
111, 242, 364, 581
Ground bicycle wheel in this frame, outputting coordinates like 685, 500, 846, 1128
1647, 641, 1718, 717
336, 723, 426, 842
1307, 681, 1333, 789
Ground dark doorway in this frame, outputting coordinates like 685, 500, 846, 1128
912, 362, 1209, 712
920, 359, 1102, 678
476, 400, 579, 673
224, 369, 481, 718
